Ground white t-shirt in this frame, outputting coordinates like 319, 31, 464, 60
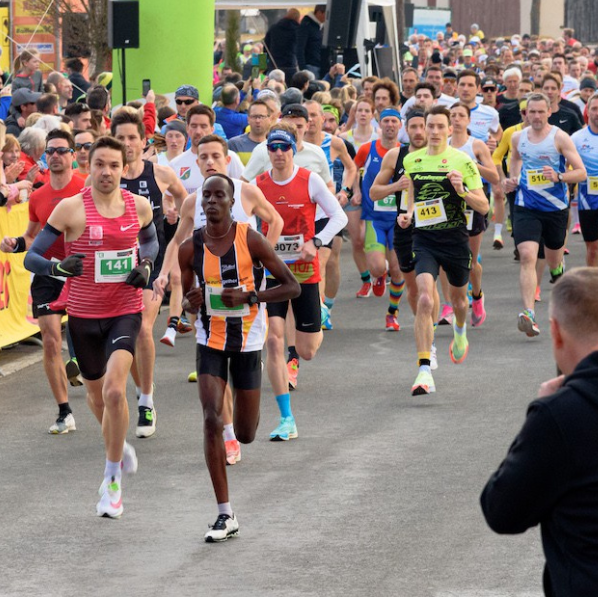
468, 103, 500, 142
168, 148, 243, 195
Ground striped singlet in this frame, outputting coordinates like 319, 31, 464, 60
66, 187, 143, 318
193, 221, 267, 352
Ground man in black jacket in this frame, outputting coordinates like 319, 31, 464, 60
264, 9, 301, 86
297, 5, 326, 78
481, 266, 598, 597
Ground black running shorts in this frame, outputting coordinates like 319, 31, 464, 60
579, 209, 598, 243
413, 239, 472, 288
196, 344, 262, 390
68, 313, 142, 380
513, 206, 569, 250
393, 224, 415, 273
31, 275, 65, 318
266, 279, 321, 333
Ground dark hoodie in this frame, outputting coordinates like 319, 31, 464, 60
264, 16, 299, 68
481, 351, 598, 597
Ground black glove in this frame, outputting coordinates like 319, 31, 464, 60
51, 253, 86, 277
125, 258, 153, 288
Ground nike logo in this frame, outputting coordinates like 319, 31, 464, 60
110, 497, 123, 509
301, 322, 313, 327
112, 335, 130, 344
120, 224, 135, 231
559, 119, 567, 124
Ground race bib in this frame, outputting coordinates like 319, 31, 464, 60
414, 199, 447, 228
274, 234, 303, 263
205, 285, 249, 318
464, 209, 474, 231
399, 190, 408, 212
588, 176, 598, 195
374, 194, 397, 212
526, 168, 550, 188
94, 248, 135, 283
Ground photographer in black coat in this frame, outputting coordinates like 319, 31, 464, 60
481, 267, 598, 597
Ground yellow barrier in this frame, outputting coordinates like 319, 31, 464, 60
0, 203, 40, 348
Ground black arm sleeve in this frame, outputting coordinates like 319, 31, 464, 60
23, 223, 61, 276
138, 221, 159, 265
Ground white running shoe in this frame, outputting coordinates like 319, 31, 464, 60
136, 406, 157, 438
205, 514, 239, 542
160, 327, 176, 347
96, 477, 123, 518
48, 412, 76, 435
122, 441, 138, 475
430, 344, 438, 371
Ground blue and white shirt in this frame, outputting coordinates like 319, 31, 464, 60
572, 126, 598, 211
516, 126, 568, 212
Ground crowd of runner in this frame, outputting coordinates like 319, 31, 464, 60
1, 18, 597, 542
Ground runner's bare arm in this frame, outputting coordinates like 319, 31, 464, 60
1, 220, 40, 252
505, 132, 522, 192
133, 193, 155, 228
474, 140, 500, 185
370, 148, 406, 201
398, 178, 414, 229
179, 237, 203, 313
155, 163, 187, 210
241, 182, 283, 247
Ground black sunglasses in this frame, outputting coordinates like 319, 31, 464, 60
46, 147, 74, 156
75, 142, 93, 150
176, 98, 195, 106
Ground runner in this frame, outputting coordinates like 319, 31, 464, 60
111, 109, 187, 438
449, 101, 500, 327
153, 133, 283, 465
227, 100, 271, 166
370, 108, 428, 321
24, 135, 159, 517
74, 129, 96, 177
340, 96, 378, 298
353, 107, 405, 331
399, 105, 488, 395
151, 119, 191, 347
572, 92, 598, 267
504, 93, 586, 336
0, 129, 84, 433
255, 125, 347, 440
303, 99, 356, 330
178, 173, 299, 542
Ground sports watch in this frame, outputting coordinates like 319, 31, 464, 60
312, 236, 323, 249
247, 290, 259, 306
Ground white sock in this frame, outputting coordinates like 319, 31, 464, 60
135, 386, 142, 399
223, 423, 236, 442
139, 393, 154, 409
218, 502, 233, 517
104, 459, 121, 483
495, 223, 503, 236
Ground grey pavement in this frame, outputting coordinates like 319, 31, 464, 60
1, 230, 587, 597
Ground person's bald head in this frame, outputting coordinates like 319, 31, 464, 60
286, 8, 301, 22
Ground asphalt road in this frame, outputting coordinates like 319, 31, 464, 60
1, 230, 587, 597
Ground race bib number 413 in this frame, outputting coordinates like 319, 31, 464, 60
414, 199, 447, 228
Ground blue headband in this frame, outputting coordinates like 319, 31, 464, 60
380, 108, 402, 121
267, 129, 297, 155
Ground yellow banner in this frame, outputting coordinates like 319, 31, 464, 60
0, 203, 40, 348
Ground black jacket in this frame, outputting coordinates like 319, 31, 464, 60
5, 112, 23, 137
481, 351, 598, 597
264, 17, 299, 68
297, 13, 323, 69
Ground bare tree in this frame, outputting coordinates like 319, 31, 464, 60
27, 0, 110, 73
